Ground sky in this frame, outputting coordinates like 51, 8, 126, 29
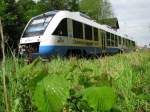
109, 0, 150, 47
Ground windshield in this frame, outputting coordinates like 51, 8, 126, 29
23, 16, 53, 37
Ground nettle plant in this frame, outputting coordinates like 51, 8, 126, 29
12, 58, 117, 112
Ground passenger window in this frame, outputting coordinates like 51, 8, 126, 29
101, 31, 105, 48
122, 38, 124, 45
85, 24, 92, 40
106, 32, 111, 46
124, 38, 126, 46
94, 27, 98, 41
111, 33, 114, 46
73, 20, 83, 39
114, 35, 118, 47
127, 40, 130, 46
53, 18, 68, 36
125, 39, 127, 46
119, 36, 121, 44
132, 41, 135, 47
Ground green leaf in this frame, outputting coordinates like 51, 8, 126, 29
138, 93, 150, 102
28, 66, 48, 91
19, 58, 41, 77
33, 75, 70, 112
82, 86, 116, 111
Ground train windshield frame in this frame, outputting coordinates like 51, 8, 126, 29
23, 15, 54, 37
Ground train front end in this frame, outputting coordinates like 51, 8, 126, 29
19, 11, 57, 59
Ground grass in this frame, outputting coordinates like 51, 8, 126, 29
0, 51, 150, 112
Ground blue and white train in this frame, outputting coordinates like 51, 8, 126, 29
19, 10, 136, 59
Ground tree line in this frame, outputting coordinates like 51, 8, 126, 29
0, 0, 113, 50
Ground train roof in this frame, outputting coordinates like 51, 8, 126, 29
33, 10, 135, 42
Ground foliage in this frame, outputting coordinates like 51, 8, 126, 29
65, 86, 116, 112
0, 0, 7, 16
16, 0, 40, 21
0, 0, 19, 48
80, 0, 113, 22
80, 0, 100, 20
0, 51, 150, 112
33, 75, 70, 112
65, 88, 93, 111
82, 86, 116, 111
67, 0, 79, 11
0, 74, 5, 111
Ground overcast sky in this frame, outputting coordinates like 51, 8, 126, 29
109, 0, 150, 47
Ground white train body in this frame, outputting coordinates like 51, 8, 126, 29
19, 10, 135, 58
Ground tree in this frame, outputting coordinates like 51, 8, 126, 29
67, 0, 79, 11
0, 0, 7, 16
0, 0, 42, 49
0, 0, 20, 48
16, 0, 38, 20
36, 0, 67, 11
79, 0, 113, 22
35, 0, 80, 12
101, 0, 113, 19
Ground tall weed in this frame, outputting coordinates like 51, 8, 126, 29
0, 51, 150, 112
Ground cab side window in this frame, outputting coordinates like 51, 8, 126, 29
53, 18, 68, 36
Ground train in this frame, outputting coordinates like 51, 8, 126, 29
19, 10, 136, 59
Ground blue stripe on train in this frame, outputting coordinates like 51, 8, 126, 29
32, 45, 121, 58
